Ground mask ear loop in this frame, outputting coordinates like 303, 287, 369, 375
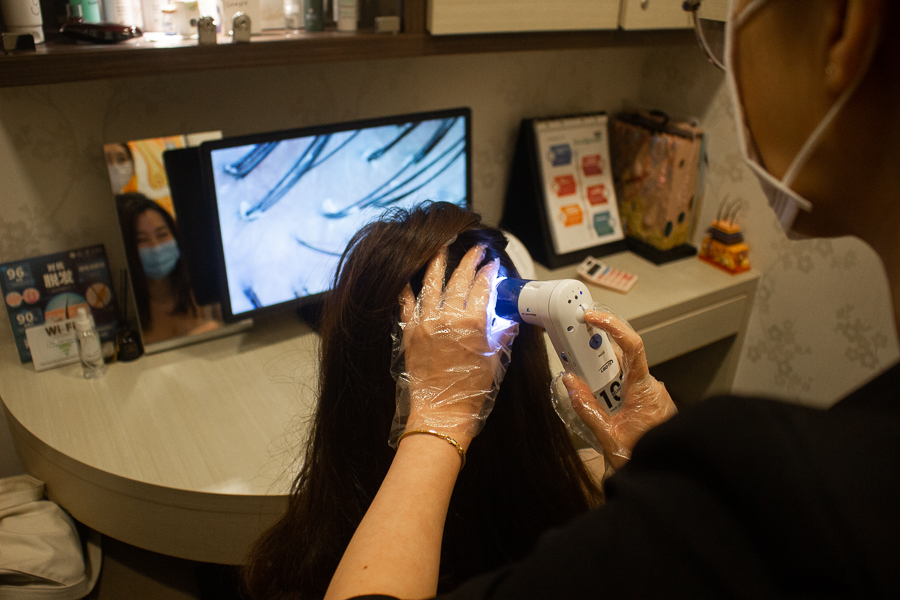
732, 0, 769, 29
724, 0, 810, 220
725, 0, 770, 165
781, 23, 882, 187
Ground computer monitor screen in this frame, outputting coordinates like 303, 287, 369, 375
199, 108, 471, 322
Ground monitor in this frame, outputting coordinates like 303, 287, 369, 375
199, 107, 472, 323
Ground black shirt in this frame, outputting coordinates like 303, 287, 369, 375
356, 362, 900, 599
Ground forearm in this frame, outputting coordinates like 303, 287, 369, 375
324, 434, 468, 600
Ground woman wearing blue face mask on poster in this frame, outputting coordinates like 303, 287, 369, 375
117, 193, 222, 344
313, 1, 900, 599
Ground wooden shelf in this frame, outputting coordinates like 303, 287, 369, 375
0, 27, 693, 88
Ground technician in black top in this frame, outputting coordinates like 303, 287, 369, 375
323, 1, 900, 598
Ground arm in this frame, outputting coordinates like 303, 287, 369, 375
327, 244, 513, 599
324, 433, 468, 600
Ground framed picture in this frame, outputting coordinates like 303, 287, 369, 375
104, 131, 250, 354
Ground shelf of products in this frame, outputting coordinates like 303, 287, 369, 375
0, 27, 693, 88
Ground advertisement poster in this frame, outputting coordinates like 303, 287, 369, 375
0, 245, 118, 363
533, 114, 625, 255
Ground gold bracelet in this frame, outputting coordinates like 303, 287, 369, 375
397, 429, 466, 471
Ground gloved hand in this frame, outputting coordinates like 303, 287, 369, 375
389, 244, 518, 448
553, 306, 677, 470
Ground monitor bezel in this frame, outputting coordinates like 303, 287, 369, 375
198, 107, 473, 324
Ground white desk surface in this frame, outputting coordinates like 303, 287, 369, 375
535, 252, 758, 369
0, 251, 757, 564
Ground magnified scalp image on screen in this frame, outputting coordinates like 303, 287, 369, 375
206, 110, 470, 318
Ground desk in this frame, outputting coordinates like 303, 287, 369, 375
0, 313, 319, 564
0, 251, 757, 565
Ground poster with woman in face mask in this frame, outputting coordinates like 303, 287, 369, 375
104, 134, 226, 350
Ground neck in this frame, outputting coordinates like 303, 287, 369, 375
146, 277, 176, 302
834, 124, 900, 341
794, 71, 900, 340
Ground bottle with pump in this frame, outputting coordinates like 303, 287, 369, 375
75, 307, 107, 379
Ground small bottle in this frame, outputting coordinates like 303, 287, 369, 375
75, 307, 107, 379
336, 0, 356, 31
284, 0, 303, 34
304, 0, 323, 31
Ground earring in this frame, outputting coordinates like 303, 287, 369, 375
825, 63, 836, 78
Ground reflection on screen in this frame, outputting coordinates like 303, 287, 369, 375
209, 115, 468, 317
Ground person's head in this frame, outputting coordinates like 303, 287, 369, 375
723, 0, 900, 335
105, 143, 135, 193
728, 0, 899, 240
244, 202, 603, 600
116, 193, 195, 326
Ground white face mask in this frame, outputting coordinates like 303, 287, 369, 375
109, 162, 135, 193
725, 0, 876, 231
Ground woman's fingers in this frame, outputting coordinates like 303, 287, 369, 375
444, 245, 485, 311
563, 372, 598, 420
562, 372, 627, 469
399, 284, 416, 326
420, 246, 449, 319
467, 258, 499, 321
584, 310, 649, 376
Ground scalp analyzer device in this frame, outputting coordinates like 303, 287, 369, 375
494, 278, 624, 415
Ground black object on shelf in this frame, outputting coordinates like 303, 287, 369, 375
59, 22, 143, 44
164, 147, 224, 308
116, 269, 143, 361
1, 33, 36, 54
625, 237, 697, 265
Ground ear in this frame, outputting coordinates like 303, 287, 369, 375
825, 0, 887, 94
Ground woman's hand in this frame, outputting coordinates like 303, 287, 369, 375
392, 244, 517, 447
562, 310, 677, 470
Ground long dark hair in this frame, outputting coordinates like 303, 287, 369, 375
243, 202, 603, 599
116, 192, 196, 328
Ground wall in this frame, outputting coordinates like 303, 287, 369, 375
2, 42, 897, 477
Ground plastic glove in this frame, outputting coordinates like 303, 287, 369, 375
389, 244, 518, 448
552, 304, 677, 470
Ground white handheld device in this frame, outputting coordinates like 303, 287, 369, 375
494, 278, 624, 415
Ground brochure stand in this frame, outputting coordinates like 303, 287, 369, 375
501, 113, 627, 270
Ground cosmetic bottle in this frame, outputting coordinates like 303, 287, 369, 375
304, 0, 322, 31
0, 0, 46, 43
336, 0, 356, 31
284, 0, 302, 33
75, 307, 107, 379
69, 0, 103, 23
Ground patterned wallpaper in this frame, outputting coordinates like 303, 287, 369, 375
1, 43, 897, 476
